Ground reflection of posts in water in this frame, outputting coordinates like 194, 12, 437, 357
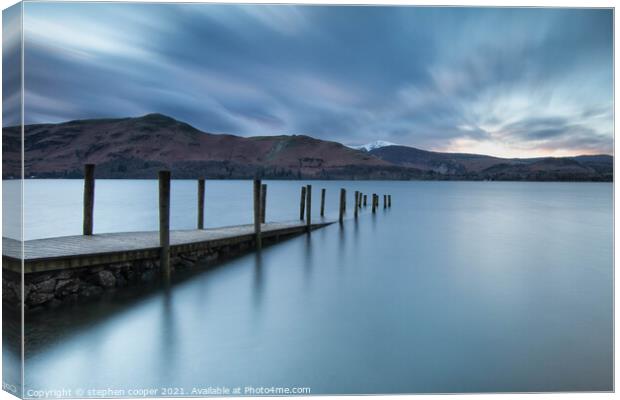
353, 207, 360, 244
306, 185, 312, 231
299, 186, 306, 220
83, 164, 95, 235
320, 188, 326, 217
304, 232, 314, 282
253, 179, 262, 250
252, 251, 264, 309
260, 184, 267, 223
159, 170, 171, 280
159, 283, 176, 376
337, 217, 346, 271
197, 178, 205, 229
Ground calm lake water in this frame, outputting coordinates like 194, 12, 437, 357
4, 180, 614, 394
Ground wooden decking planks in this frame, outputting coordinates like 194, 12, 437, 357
2, 221, 333, 273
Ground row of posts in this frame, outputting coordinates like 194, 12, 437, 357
298, 186, 392, 224
83, 166, 273, 278
82, 164, 392, 280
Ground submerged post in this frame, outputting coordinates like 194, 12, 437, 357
197, 178, 205, 229
320, 188, 326, 217
372, 193, 377, 213
260, 183, 267, 223
300, 186, 306, 220
363, 194, 367, 207
339, 188, 346, 224
306, 184, 312, 230
83, 164, 95, 235
159, 170, 171, 279
354, 191, 359, 219
254, 179, 262, 249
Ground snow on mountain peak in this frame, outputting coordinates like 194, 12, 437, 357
349, 140, 398, 152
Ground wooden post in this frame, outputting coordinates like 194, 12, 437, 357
388, 195, 392, 207
363, 194, 367, 207
384, 194, 387, 209
372, 193, 377, 213
320, 188, 326, 217
354, 191, 359, 218
306, 184, 312, 230
254, 179, 262, 249
339, 188, 345, 223
260, 183, 267, 223
159, 170, 171, 279
358, 192, 362, 208
83, 164, 95, 235
300, 186, 306, 220
197, 178, 205, 229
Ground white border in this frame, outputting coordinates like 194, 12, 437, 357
0, 1, 616, 400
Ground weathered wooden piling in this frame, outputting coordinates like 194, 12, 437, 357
320, 188, 326, 217
83, 164, 95, 235
388, 195, 392, 207
300, 186, 306, 220
339, 188, 346, 223
306, 185, 312, 230
372, 193, 377, 213
358, 192, 362, 208
363, 194, 367, 207
260, 184, 267, 223
197, 178, 205, 229
354, 191, 359, 218
384, 194, 387, 209
158, 170, 171, 278
254, 179, 262, 249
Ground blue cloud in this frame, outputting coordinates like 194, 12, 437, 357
14, 3, 613, 157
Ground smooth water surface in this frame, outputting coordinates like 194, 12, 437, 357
11, 180, 613, 394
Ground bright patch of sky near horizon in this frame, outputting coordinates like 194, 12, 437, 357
3, 3, 613, 158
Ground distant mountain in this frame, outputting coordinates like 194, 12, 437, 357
369, 145, 612, 181
3, 114, 423, 180
349, 140, 398, 152
1, 114, 612, 181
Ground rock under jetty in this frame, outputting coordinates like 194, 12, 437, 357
2, 221, 334, 312
3, 247, 221, 312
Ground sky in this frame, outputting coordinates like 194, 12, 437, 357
3, 2, 614, 157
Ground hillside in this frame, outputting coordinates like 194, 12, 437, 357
369, 145, 613, 181
1, 114, 612, 181
3, 114, 423, 180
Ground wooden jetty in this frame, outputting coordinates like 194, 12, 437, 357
1, 164, 393, 310
2, 221, 332, 274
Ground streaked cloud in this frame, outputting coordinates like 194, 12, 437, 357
10, 3, 613, 157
